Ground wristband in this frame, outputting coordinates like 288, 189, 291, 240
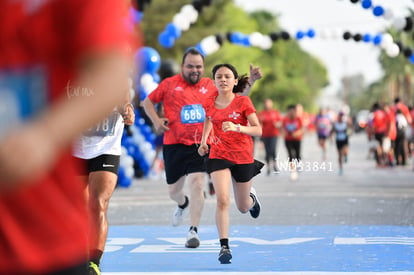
236, 124, 241, 133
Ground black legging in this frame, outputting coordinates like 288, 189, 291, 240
285, 139, 301, 162
394, 132, 406, 165
261, 136, 277, 163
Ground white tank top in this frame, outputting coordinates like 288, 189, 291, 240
72, 111, 124, 159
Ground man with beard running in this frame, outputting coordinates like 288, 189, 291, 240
142, 47, 262, 249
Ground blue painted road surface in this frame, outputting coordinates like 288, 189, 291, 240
101, 225, 414, 273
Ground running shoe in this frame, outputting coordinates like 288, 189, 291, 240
185, 228, 200, 248
249, 187, 261, 219
172, 201, 188, 227
88, 261, 101, 275
218, 246, 232, 264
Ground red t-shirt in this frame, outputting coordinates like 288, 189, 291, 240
203, 93, 256, 164
372, 110, 389, 134
148, 74, 217, 145
258, 109, 282, 137
386, 108, 397, 141
282, 116, 303, 141
0, 0, 131, 274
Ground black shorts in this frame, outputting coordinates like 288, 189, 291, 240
74, 154, 120, 176
336, 139, 349, 150
206, 158, 264, 183
163, 144, 206, 184
374, 132, 385, 144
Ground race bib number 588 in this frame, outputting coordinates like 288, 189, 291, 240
180, 104, 205, 124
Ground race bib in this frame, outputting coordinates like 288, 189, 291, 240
0, 67, 47, 138
180, 104, 205, 124
84, 111, 119, 137
286, 123, 297, 133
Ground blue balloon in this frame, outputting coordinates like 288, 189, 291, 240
409, 54, 414, 64
135, 47, 161, 74
361, 0, 372, 9
166, 23, 181, 39
373, 6, 384, 16
118, 174, 132, 187
229, 32, 245, 44
307, 29, 316, 38
295, 30, 305, 40
362, 33, 371, 42
129, 7, 143, 24
158, 31, 175, 48
241, 36, 251, 47
194, 43, 206, 56
373, 34, 382, 45
151, 72, 160, 83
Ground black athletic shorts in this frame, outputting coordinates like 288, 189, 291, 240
74, 154, 120, 176
163, 144, 206, 184
206, 158, 264, 183
336, 138, 349, 150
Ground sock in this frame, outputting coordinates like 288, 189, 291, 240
178, 195, 189, 209
250, 193, 256, 209
220, 238, 229, 249
89, 249, 103, 265
189, 226, 198, 233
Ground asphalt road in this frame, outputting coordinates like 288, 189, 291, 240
107, 131, 414, 227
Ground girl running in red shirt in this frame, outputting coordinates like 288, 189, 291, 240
198, 63, 263, 264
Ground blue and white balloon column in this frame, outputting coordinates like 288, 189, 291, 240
118, 46, 161, 187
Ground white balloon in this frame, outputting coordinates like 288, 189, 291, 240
144, 150, 156, 163
146, 82, 159, 94
319, 29, 329, 39
380, 33, 393, 49
180, 4, 198, 24
386, 43, 400, 58
200, 35, 220, 55
249, 32, 264, 47
260, 35, 273, 50
125, 166, 135, 179
383, 8, 394, 21
124, 155, 134, 167
132, 132, 145, 144
121, 146, 128, 156
140, 73, 154, 87
173, 13, 191, 31
330, 29, 342, 40
393, 17, 406, 31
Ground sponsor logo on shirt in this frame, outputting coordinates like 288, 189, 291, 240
228, 111, 240, 120
199, 87, 208, 94
174, 86, 184, 92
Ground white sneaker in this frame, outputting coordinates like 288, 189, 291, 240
185, 229, 200, 248
172, 205, 186, 227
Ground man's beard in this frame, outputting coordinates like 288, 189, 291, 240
183, 72, 201, 85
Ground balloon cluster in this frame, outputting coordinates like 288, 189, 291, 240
118, 46, 161, 183
191, 27, 407, 59
158, 0, 213, 48
117, 75, 139, 187
341, 31, 400, 57
120, 116, 156, 184
348, 0, 414, 33
135, 46, 161, 100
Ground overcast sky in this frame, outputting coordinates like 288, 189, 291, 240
234, 0, 414, 95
